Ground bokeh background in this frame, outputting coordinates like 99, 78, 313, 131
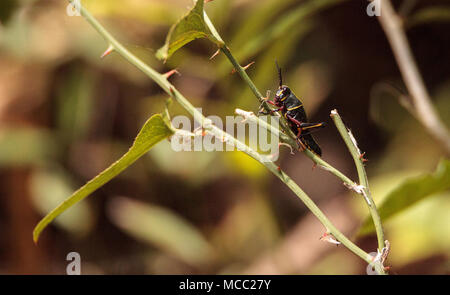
0, 0, 449, 274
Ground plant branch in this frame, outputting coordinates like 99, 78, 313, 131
238, 106, 387, 271
235, 109, 356, 186
203, 12, 298, 139
330, 109, 386, 273
69, 0, 374, 266
206, 6, 388, 271
376, 0, 450, 155
203, 11, 363, 187
205, 11, 387, 272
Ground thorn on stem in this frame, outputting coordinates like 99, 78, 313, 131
100, 45, 114, 59
243, 61, 255, 70
209, 49, 220, 60
319, 232, 341, 246
231, 61, 255, 74
163, 69, 180, 79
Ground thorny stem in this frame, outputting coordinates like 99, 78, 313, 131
204, 13, 263, 102
203, 12, 361, 187
376, 0, 450, 155
203, 13, 298, 140
237, 107, 387, 273
69, 0, 377, 267
205, 9, 387, 262
330, 110, 386, 269
235, 109, 355, 186
204, 7, 388, 272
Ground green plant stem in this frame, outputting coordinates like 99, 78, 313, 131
204, 12, 296, 136
206, 9, 386, 270
70, 0, 374, 266
330, 110, 386, 264
204, 13, 264, 102
235, 109, 355, 186
220, 46, 265, 103
204, 9, 385, 271
204, 12, 362, 188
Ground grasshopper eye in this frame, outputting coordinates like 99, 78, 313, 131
276, 89, 283, 98
278, 87, 290, 98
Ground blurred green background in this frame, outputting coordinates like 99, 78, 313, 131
0, 0, 449, 274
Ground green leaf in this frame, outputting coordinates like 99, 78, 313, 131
33, 114, 174, 243
30, 169, 94, 237
407, 6, 450, 28
56, 67, 95, 141
108, 197, 215, 266
0, 128, 58, 167
358, 159, 450, 236
224, 0, 346, 71
156, 0, 221, 61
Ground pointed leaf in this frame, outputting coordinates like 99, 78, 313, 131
30, 169, 94, 237
358, 159, 450, 236
33, 114, 174, 243
156, 0, 221, 61
108, 197, 215, 266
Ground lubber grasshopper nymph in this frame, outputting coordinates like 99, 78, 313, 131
259, 63, 326, 156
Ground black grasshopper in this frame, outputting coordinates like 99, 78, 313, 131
259, 63, 326, 156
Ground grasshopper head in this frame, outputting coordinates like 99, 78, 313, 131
274, 85, 291, 105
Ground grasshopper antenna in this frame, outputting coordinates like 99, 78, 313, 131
275, 60, 282, 88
